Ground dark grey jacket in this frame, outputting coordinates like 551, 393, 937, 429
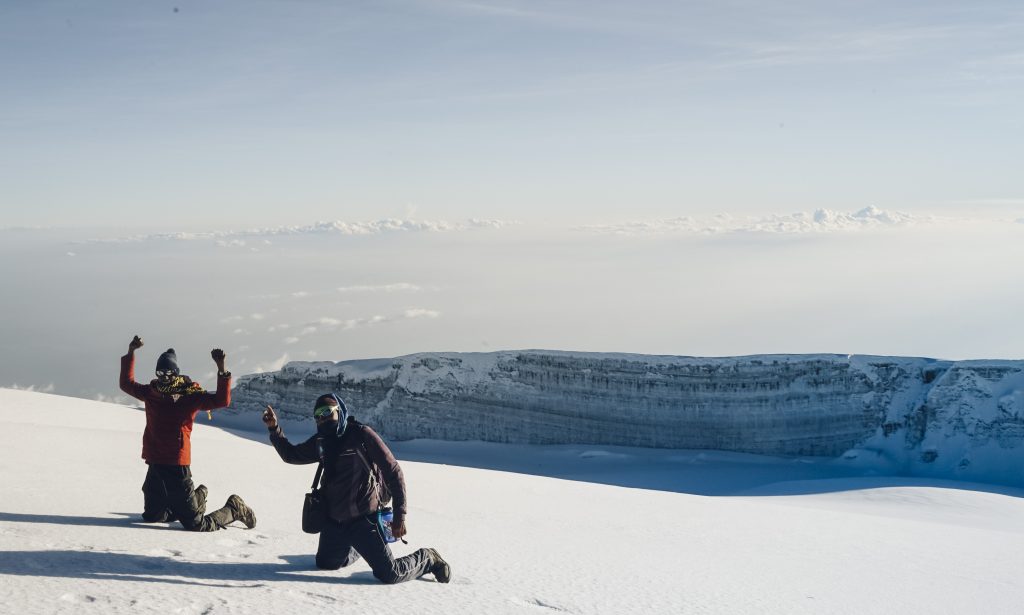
269, 417, 407, 522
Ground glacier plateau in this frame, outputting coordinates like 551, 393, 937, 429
227, 351, 1024, 487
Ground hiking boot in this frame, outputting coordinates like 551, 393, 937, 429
194, 485, 208, 516
226, 494, 257, 529
424, 548, 451, 583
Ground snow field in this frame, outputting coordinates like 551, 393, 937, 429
2, 388, 1024, 614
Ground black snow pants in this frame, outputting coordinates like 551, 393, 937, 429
316, 514, 433, 584
141, 464, 232, 532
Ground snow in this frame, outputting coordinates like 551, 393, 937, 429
3, 388, 1024, 614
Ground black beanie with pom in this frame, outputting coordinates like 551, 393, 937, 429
156, 349, 180, 375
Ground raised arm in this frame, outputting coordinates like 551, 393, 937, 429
195, 348, 231, 411
119, 335, 149, 401
263, 405, 320, 464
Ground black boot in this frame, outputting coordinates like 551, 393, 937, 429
424, 548, 451, 583
226, 494, 257, 529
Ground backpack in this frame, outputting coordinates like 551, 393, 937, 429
352, 420, 393, 507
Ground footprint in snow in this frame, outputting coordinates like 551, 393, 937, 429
300, 591, 339, 604
510, 597, 571, 612
146, 548, 182, 558
201, 597, 229, 614
210, 552, 253, 560
59, 594, 98, 604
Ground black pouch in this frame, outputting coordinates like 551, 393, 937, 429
301, 462, 327, 534
302, 488, 327, 534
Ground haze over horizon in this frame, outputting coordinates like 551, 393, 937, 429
3, 209, 1024, 402
3, 2, 1023, 400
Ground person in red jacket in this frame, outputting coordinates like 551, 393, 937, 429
120, 335, 256, 532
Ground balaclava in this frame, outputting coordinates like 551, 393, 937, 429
314, 393, 349, 437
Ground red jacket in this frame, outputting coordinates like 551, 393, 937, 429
119, 352, 231, 465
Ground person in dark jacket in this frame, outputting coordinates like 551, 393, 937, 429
120, 335, 256, 532
262, 394, 451, 584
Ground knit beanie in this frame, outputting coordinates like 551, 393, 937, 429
156, 349, 180, 375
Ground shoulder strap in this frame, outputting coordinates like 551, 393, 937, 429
349, 422, 372, 468
353, 446, 375, 475
307, 460, 323, 489
353, 443, 383, 505
310, 436, 327, 490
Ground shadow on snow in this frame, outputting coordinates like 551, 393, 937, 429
0, 542, 384, 587
213, 421, 1024, 499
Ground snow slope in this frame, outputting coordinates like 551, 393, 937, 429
3, 388, 1024, 614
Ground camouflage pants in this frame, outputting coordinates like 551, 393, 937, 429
141, 464, 232, 532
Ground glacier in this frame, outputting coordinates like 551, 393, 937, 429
227, 351, 1024, 487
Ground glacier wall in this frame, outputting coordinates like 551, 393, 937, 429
228, 351, 1024, 486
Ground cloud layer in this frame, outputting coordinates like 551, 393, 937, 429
85, 218, 515, 244
291, 308, 442, 339
579, 207, 928, 236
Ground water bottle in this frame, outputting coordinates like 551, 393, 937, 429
378, 508, 396, 543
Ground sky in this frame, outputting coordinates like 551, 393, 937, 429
3, 0, 1024, 227
2, 1, 1024, 399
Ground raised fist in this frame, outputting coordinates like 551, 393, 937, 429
129, 336, 144, 352
211, 348, 226, 363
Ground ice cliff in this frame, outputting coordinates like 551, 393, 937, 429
228, 351, 1024, 486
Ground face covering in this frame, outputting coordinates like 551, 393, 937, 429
317, 418, 340, 437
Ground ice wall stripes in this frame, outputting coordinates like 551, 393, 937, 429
229, 351, 1024, 486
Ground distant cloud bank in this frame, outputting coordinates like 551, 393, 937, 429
579, 207, 928, 236
57, 209, 1021, 245
85, 218, 516, 244
337, 283, 423, 293
4, 383, 55, 393
295, 308, 442, 337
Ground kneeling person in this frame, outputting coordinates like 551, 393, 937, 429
262, 394, 450, 584
119, 335, 256, 531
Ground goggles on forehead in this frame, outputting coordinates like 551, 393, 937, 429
313, 404, 339, 419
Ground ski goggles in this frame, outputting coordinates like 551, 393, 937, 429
313, 404, 339, 419
155, 370, 178, 377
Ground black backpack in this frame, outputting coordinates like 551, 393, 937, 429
351, 420, 393, 507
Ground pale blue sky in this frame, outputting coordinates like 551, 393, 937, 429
3, 0, 1023, 228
